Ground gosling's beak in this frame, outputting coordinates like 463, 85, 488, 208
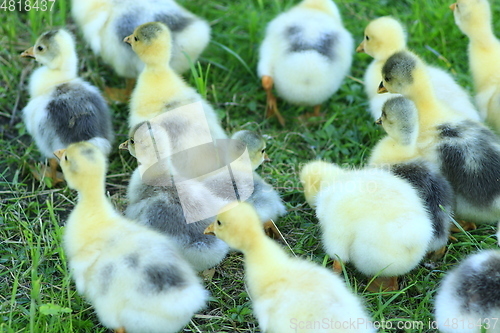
375, 117, 382, 125
21, 47, 35, 59
119, 140, 129, 150
378, 81, 388, 94
204, 223, 216, 236
356, 42, 365, 53
123, 35, 132, 44
449, 3, 457, 10
263, 152, 271, 162
53, 149, 66, 161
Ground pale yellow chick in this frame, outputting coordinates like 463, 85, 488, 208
125, 22, 226, 142
357, 16, 480, 121
204, 202, 375, 333
229, 130, 270, 170
369, 97, 454, 256
258, 0, 354, 124
451, 0, 500, 132
379, 50, 500, 223
71, 0, 210, 77
56, 142, 207, 333
301, 160, 433, 291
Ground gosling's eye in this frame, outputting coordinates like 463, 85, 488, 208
365, 35, 370, 41
130, 138, 135, 145
134, 36, 138, 42
37, 45, 44, 51
384, 77, 391, 82
261, 148, 265, 154
64, 155, 68, 161
216, 220, 221, 226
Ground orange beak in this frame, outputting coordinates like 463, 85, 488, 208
203, 223, 216, 236
21, 46, 35, 59
356, 41, 365, 53
53, 149, 66, 161
123, 35, 132, 44
375, 117, 382, 125
449, 3, 457, 10
263, 152, 270, 162
378, 81, 388, 94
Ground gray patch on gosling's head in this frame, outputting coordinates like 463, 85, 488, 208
137, 22, 166, 43
40, 30, 59, 42
383, 96, 418, 124
382, 96, 418, 145
231, 130, 264, 153
80, 146, 96, 162
129, 121, 146, 138
36, 29, 60, 59
382, 51, 416, 85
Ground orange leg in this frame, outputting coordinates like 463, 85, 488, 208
48, 158, 64, 186
332, 260, 342, 274
104, 78, 136, 103
313, 105, 321, 117
428, 246, 447, 261
201, 268, 216, 280
28, 158, 64, 186
298, 104, 324, 122
115, 328, 126, 333
367, 276, 399, 292
451, 220, 477, 232
263, 220, 286, 243
261, 75, 285, 126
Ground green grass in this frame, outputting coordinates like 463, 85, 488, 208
1, 0, 500, 332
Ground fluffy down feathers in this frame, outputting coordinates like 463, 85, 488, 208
369, 97, 454, 253
71, 0, 210, 77
126, 22, 226, 144
59, 142, 207, 332
435, 250, 500, 333
206, 202, 375, 333
301, 161, 432, 277
125, 168, 229, 272
451, 0, 500, 131
258, 0, 353, 106
358, 16, 480, 121
380, 50, 500, 223
22, 29, 113, 158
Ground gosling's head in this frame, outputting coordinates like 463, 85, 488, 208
376, 96, 418, 146
121, 121, 172, 171
230, 130, 269, 170
356, 16, 406, 59
450, 0, 492, 36
21, 29, 77, 71
300, 160, 344, 207
54, 142, 107, 192
204, 201, 263, 251
379, 51, 420, 97
124, 22, 172, 66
